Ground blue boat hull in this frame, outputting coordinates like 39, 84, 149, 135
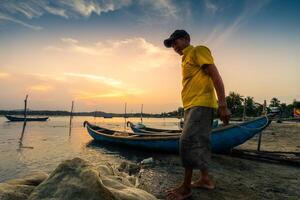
85, 116, 271, 153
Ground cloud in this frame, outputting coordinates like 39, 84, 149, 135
44, 6, 68, 18
60, 0, 132, 17
61, 37, 79, 44
0, 71, 145, 109
29, 84, 53, 92
139, 0, 177, 18
72, 89, 143, 100
0, 0, 132, 29
64, 73, 123, 87
0, 72, 11, 79
203, 0, 219, 15
27, 72, 143, 97
0, 0, 185, 30
45, 37, 175, 71
27, 73, 68, 82
63, 73, 144, 102
28, 72, 123, 88
206, 0, 271, 46
0, 13, 42, 30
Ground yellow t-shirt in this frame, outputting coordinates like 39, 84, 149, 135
181, 45, 218, 110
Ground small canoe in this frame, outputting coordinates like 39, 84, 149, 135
127, 121, 181, 134
279, 117, 300, 122
127, 119, 219, 134
5, 115, 49, 122
84, 116, 271, 153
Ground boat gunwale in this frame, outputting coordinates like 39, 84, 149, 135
213, 116, 269, 132
129, 116, 269, 133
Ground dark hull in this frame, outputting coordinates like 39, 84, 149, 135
5, 115, 49, 122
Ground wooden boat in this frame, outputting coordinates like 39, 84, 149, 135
84, 116, 271, 153
127, 121, 182, 134
279, 117, 300, 122
5, 115, 49, 122
127, 119, 219, 134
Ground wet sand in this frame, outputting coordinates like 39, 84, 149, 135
138, 122, 300, 200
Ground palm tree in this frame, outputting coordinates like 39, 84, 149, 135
270, 97, 280, 107
245, 96, 256, 116
226, 92, 244, 116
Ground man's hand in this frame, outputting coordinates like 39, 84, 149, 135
218, 106, 231, 125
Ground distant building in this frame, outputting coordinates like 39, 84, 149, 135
269, 106, 281, 115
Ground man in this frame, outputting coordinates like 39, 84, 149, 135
164, 30, 230, 200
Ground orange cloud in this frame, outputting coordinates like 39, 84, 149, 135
45, 37, 176, 71
0, 72, 10, 79
64, 73, 122, 87
29, 84, 54, 92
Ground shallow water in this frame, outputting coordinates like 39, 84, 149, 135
0, 116, 180, 182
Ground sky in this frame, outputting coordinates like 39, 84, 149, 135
0, 0, 300, 113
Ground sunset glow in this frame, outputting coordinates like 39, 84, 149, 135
1, 0, 299, 112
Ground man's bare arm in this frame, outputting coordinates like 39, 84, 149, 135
203, 64, 226, 106
203, 64, 230, 124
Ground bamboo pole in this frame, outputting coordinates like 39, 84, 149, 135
140, 104, 143, 123
242, 98, 246, 121
257, 100, 266, 151
23, 95, 28, 119
19, 95, 28, 148
69, 101, 74, 136
124, 103, 127, 131
262, 100, 267, 115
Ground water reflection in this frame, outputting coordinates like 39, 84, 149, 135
86, 140, 176, 162
68, 119, 73, 138
18, 121, 26, 150
18, 121, 34, 151
0, 116, 180, 181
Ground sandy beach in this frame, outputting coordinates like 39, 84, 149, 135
138, 121, 300, 200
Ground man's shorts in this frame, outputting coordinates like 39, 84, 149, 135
180, 106, 214, 170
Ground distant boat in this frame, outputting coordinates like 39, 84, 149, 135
103, 116, 113, 118
103, 114, 113, 118
279, 117, 300, 122
84, 116, 271, 153
127, 119, 219, 134
5, 115, 49, 122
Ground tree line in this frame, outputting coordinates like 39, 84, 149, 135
1, 92, 299, 118
163, 92, 300, 118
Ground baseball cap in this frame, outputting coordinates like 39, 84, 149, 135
164, 30, 190, 48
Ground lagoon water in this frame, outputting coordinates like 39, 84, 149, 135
0, 116, 180, 182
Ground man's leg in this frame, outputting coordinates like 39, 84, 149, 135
166, 110, 190, 194
191, 169, 215, 189
166, 106, 213, 199
166, 167, 193, 200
